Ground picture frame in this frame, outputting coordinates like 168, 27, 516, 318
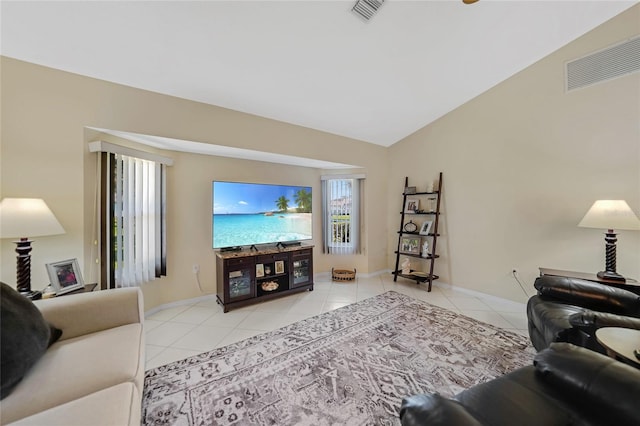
46, 258, 85, 295
419, 220, 433, 236
404, 198, 419, 213
400, 236, 421, 255
275, 260, 285, 274
404, 186, 416, 195
256, 263, 265, 278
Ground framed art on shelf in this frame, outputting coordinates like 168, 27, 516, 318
400, 236, 421, 255
256, 263, 265, 278
419, 220, 433, 236
404, 198, 419, 213
275, 260, 285, 274
46, 258, 85, 295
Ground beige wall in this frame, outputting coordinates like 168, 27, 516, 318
388, 6, 640, 302
0, 58, 388, 310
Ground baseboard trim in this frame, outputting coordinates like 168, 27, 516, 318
144, 271, 525, 318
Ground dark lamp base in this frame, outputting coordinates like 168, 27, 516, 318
597, 271, 626, 282
19, 290, 42, 300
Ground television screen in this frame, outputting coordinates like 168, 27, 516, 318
212, 181, 312, 249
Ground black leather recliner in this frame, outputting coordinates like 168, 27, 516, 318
399, 343, 640, 426
526, 275, 640, 353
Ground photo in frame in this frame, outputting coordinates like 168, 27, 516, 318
419, 220, 433, 236
399, 236, 421, 255
275, 260, 285, 274
404, 198, 419, 213
256, 263, 265, 278
46, 258, 85, 295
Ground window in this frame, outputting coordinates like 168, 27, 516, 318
91, 141, 171, 288
321, 175, 364, 255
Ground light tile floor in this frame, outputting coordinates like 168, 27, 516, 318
145, 274, 530, 370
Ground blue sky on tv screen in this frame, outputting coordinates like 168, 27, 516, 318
213, 181, 312, 214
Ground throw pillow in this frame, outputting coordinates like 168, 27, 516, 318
0, 282, 62, 399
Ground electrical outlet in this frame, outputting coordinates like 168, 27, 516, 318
192, 264, 200, 274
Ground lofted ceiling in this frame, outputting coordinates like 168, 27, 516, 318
1, 1, 636, 152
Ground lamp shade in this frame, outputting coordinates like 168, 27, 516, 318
578, 200, 640, 231
0, 198, 65, 238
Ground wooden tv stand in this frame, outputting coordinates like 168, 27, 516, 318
216, 245, 313, 312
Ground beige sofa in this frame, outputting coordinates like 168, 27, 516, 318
1, 288, 145, 425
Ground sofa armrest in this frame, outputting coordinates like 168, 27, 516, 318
533, 276, 640, 316
400, 394, 483, 426
33, 287, 143, 341
534, 343, 640, 425
569, 310, 640, 331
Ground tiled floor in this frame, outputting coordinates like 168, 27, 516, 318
145, 274, 530, 370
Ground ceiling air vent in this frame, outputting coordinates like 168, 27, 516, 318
566, 36, 640, 92
352, 0, 384, 21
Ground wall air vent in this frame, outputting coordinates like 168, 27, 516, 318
566, 36, 640, 92
352, 0, 384, 21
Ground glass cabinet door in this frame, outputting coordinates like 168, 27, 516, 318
291, 249, 313, 288
292, 259, 309, 285
227, 266, 254, 301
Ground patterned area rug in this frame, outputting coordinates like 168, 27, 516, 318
143, 291, 534, 425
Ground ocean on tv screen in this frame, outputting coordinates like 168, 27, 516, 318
213, 213, 312, 248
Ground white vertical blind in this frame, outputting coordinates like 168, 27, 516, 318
92, 141, 169, 290
321, 175, 364, 255
114, 155, 161, 287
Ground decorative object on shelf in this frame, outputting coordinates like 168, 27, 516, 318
403, 220, 418, 233
404, 198, 419, 213
401, 258, 411, 275
261, 281, 279, 292
422, 241, 430, 258
256, 263, 265, 278
419, 220, 433, 236
229, 270, 242, 279
275, 260, 285, 274
400, 236, 421, 255
404, 186, 416, 195
0, 198, 65, 300
427, 197, 437, 212
45, 258, 85, 296
332, 268, 356, 281
578, 200, 640, 282
264, 265, 272, 275
426, 181, 434, 193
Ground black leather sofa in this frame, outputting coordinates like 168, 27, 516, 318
399, 343, 640, 426
526, 275, 640, 353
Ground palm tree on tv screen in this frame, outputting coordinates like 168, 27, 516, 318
294, 189, 311, 213
275, 196, 289, 212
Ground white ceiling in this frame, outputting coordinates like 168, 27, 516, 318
1, 0, 636, 150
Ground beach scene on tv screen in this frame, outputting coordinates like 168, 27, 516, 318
213, 181, 312, 248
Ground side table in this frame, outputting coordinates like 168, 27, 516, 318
595, 327, 640, 367
539, 268, 640, 295
42, 283, 98, 298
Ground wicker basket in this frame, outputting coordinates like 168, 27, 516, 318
332, 268, 356, 282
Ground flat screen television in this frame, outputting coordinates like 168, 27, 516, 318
212, 181, 312, 249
